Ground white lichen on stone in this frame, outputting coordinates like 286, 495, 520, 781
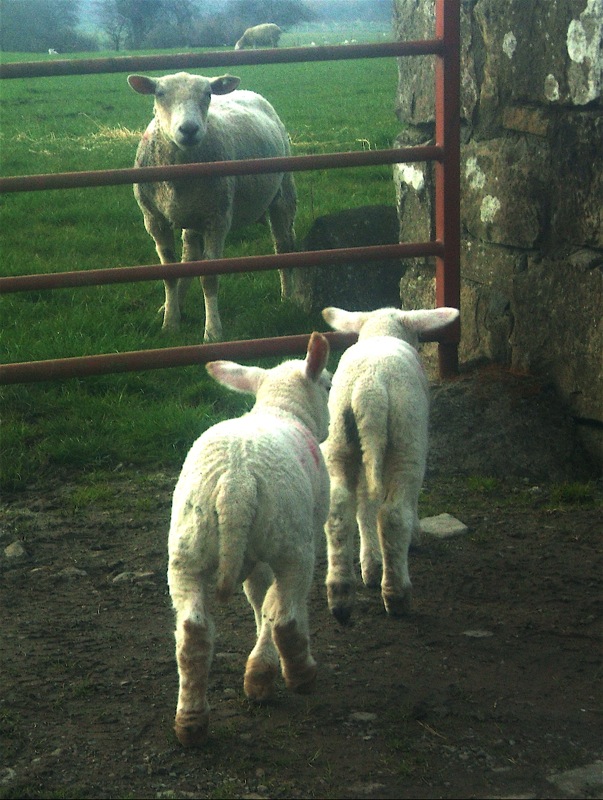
503, 31, 517, 59
480, 195, 501, 223
465, 156, 486, 189
566, 0, 602, 104
394, 163, 425, 193
544, 73, 561, 101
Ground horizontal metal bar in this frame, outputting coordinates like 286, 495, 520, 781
0, 323, 458, 385
0, 40, 443, 80
0, 242, 443, 294
0, 332, 356, 384
0, 146, 442, 194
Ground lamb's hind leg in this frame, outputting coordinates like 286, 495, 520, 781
357, 474, 383, 589
377, 484, 418, 617
243, 562, 279, 702
168, 569, 214, 747
268, 561, 317, 694
267, 173, 297, 298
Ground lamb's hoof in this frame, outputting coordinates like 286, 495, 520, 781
327, 581, 354, 626
383, 590, 412, 617
331, 605, 352, 626
174, 711, 209, 747
244, 660, 278, 703
284, 661, 317, 695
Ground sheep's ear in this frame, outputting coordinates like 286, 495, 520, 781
206, 361, 266, 395
210, 75, 241, 95
305, 332, 330, 381
402, 307, 460, 334
322, 307, 367, 333
127, 75, 157, 95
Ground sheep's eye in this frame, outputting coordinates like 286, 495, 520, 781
155, 89, 165, 99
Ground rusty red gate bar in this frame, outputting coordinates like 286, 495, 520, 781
0, 0, 461, 384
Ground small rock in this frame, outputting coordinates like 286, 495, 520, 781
548, 760, 603, 797
4, 541, 27, 559
112, 570, 154, 584
349, 711, 377, 723
420, 513, 469, 538
57, 567, 88, 579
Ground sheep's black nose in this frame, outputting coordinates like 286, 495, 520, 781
178, 122, 199, 140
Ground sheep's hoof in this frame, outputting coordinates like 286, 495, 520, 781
383, 590, 412, 617
174, 711, 209, 747
244, 660, 278, 702
161, 319, 181, 332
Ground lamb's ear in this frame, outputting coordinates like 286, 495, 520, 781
321, 307, 367, 333
206, 361, 266, 394
127, 75, 157, 95
305, 332, 330, 381
402, 307, 460, 334
210, 74, 241, 95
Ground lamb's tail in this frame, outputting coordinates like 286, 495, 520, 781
351, 380, 389, 503
215, 470, 258, 604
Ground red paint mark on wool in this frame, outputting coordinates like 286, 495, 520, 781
289, 420, 321, 469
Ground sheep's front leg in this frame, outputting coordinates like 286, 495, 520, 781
197, 225, 230, 343
169, 571, 214, 747
268, 174, 297, 299
243, 563, 279, 702
324, 479, 357, 625
143, 212, 182, 330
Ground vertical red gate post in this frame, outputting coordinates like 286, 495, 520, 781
435, 0, 461, 378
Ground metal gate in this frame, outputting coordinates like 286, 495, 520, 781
0, 0, 460, 385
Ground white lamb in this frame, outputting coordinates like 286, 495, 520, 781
127, 71, 296, 342
321, 306, 460, 623
234, 23, 282, 50
167, 332, 331, 746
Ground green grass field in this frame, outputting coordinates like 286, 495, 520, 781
1, 40, 401, 489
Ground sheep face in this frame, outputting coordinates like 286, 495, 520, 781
128, 72, 241, 151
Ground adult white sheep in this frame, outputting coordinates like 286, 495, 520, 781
127, 71, 296, 341
321, 305, 459, 623
234, 23, 282, 50
168, 332, 331, 746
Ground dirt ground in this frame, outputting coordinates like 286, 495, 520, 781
1, 366, 602, 800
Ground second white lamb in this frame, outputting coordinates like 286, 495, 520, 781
321, 305, 459, 623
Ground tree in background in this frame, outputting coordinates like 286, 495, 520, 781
0, 0, 96, 52
94, 0, 165, 50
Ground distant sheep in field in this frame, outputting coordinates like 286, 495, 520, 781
234, 23, 282, 50
168, 332, 331, 746
127, 71, 296, 342
48, 48, 59, 55
321, 306, 459, 623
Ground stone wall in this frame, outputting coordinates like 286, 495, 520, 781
393, 0, 602, 463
